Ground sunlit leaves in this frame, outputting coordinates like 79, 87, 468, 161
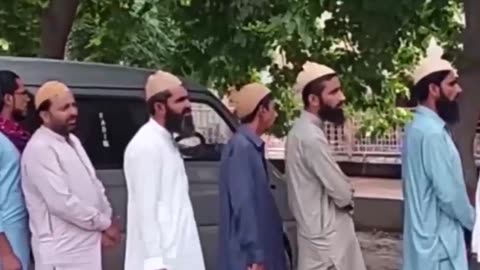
0, 0, 465, 138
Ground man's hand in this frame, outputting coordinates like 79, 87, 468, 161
0, 253, 21, 270
248, 263, 264, 270
101, 232, 117, 249
102, 216, 121, 246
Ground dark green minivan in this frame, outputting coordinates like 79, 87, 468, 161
0, 57, 296, 270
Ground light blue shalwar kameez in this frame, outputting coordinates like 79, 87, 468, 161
0, 132, 30, 270
401, 106, 474, 270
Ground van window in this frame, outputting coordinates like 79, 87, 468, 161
74, 96, 147, 169
176, 102, 233, 161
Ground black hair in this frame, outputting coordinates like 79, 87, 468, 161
0, 70, 20, 111
240, 93, 273, 124
34, 99, 52, 125
302, 73, 337, 108
36, 99, 52, 115
147, 91, 172, 115
412, 70, 451, 103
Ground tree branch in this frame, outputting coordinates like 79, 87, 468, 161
452, 0, 480, 203
39, 0, 80, 59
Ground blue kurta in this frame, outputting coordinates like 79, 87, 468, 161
402, 106, 474, 270
0, 132, 30, 270
218, 125, 286, 270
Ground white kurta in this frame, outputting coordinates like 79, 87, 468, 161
21, 126, 112, 270
123, 118, 205, 270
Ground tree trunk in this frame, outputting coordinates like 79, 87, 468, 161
452, 0, 480, 204
39, 0, 80, 59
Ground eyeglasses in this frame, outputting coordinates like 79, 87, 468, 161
14, 90, 29, 96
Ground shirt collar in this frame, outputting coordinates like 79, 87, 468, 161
415, 105, 446, 128
238, 125, 264, 149
39, 125, 73, 142
301, 110, 323, 127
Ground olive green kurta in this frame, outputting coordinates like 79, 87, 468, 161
285, 111, 366, 270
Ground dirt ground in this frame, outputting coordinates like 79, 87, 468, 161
358, 230, 480, 270
357, 230, 402, 270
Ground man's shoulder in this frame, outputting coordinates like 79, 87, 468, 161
124, 124, 163, 158
24, 130, 50, 152
222, 132, 256, 159
412, 112, 445, 131
406, 116, 445, 139
227, 132, 252, 148
0, 131, 12, 149
0, 132, 18, 159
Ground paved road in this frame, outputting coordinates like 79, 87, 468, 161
358, 230, 401, 270
353, 179, 479, 269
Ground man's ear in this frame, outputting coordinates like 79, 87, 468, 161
308, 94, 320, 107
39, 110, 49, 123
2, 94, 13, 107
428, 83, 441, 98
154, 102, 166, 114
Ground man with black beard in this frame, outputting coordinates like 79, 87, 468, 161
0, 70, 31, 152
123, 71, 205, 270
285, 61, 366, 270
401, 53, 473, 270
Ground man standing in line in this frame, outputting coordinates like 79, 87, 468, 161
0, 70, 31, 270
218, 82, 287, 270
123, 71, 205, 270
402, 52, 474, 270
0, 70, 31, 152
285, 61, 366, 270
21, 81, 120, 270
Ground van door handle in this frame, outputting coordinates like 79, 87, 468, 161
270, 184, 276, 190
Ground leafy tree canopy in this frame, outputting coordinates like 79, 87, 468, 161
0, 0, 465, 136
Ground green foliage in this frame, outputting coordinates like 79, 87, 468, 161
0, 0, 43, 56
68, 0, 179, 69
0, 0, 465, 138
165, 0, 464, 137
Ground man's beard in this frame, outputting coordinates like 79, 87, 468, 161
318, 102, 345, 126
12, 108, 26, 122
165, 107, 195, 137
436, 91, 459, 124
50, 119, 76, 136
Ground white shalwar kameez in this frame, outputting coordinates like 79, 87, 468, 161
123, 118, 205, 270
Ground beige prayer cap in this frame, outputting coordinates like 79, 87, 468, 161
145, 70, 183, 101
293, 61, 336, 93
34, 81, 71, 109
413, 39, 457, 85
230, 83, 271, 119
413, 58, 457, 85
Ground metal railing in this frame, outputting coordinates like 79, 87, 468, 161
263, 121, 480, 163
192, 103, 480, 164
